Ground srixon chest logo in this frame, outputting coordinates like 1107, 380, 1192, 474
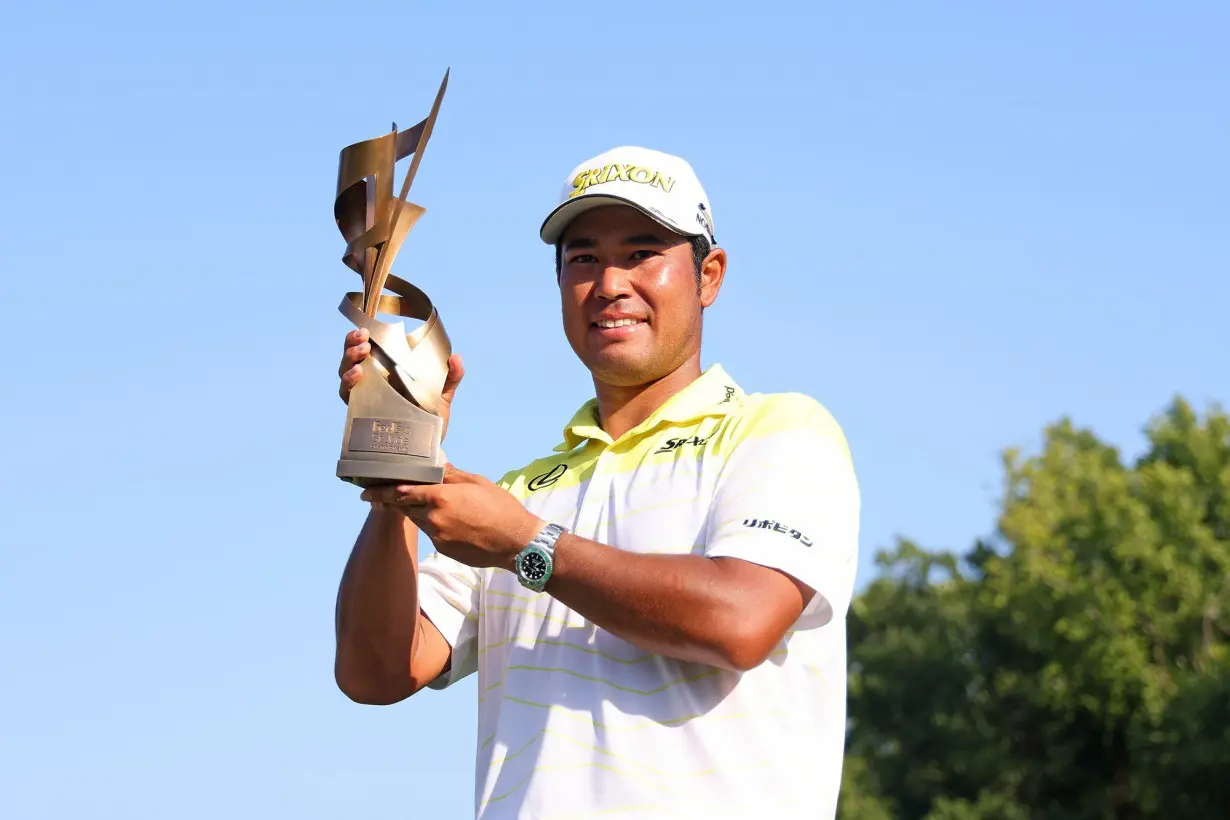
743, 519, 814, 548
655, 435, 709, 454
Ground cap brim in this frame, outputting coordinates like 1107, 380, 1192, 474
538, 194, 697, 245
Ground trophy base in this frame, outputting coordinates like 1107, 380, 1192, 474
336, 457, 445, 487
337, 357, 446, 488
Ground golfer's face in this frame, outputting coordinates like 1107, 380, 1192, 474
557, 205, 703, 387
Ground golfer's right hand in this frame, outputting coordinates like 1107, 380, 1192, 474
338, 328, 466, 440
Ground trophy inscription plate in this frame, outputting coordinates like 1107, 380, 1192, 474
347, 417, 436, 458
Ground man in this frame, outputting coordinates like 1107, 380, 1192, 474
333, 146, 861, 819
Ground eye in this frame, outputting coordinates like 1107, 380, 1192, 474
568, 253, 598, 265
630, 249, 660, 261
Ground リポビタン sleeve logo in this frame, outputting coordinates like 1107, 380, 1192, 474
569, 164, 676, 199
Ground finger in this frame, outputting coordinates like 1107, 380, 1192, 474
339, 360, 366, 404
441, 463, 471, 484
440, 354, 465, 404
338, 341, 371, 378
344, 328, 369, 348
340, 363, 362, 391
360, 486, 397, 505
400, 506, 433, 531
360, 484, 437, 506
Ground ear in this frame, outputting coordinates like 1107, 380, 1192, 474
699, 247, 727, 308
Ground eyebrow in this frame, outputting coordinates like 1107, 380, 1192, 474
622, 233, 670, 246
562, 233, 671, 252
562, 237, 597, 251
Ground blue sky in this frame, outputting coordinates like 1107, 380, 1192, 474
2, 2, 1227, 818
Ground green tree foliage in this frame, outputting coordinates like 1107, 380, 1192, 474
839, 398, 1230, 819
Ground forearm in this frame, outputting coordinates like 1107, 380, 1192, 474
545, 533, 785, 671
334, 507, 431, 701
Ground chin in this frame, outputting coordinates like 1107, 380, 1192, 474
583, 352, 668, 387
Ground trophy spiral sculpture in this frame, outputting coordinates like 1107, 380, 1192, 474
333, 69, 452, 487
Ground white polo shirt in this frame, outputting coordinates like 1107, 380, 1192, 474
418, 364, 860, 819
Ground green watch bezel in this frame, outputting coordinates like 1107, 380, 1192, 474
514, 522, 567, 592
514, 544, 554, 591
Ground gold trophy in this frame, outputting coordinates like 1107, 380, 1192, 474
333, 70, 451, 487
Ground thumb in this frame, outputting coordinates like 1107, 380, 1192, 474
442, 462, 476, 484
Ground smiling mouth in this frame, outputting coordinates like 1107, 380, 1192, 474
593, 318, 645, 329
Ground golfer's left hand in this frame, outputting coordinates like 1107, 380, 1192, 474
361, 465, 544, 570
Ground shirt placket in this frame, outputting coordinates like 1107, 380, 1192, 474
572, 443, 616, 539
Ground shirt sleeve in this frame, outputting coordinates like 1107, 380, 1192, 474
703, 397, 861, 630
417, 550, 482, 690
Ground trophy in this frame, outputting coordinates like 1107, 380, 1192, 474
333, 69, 452, 487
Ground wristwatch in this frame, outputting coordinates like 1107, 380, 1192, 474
514, 522, 568, 592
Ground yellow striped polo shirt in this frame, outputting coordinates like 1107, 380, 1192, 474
417, 363, 861, 820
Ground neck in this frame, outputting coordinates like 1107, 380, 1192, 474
593, 354, 702, 442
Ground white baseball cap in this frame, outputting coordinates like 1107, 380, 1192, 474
539, 146, 716, 247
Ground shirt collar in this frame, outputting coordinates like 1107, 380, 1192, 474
554, 363, 744, 452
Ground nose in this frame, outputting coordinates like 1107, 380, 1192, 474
594, 263, 633, 301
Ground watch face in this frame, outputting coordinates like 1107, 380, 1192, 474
521, 550, 549, 582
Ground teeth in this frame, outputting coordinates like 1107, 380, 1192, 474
597, 318, 640, 328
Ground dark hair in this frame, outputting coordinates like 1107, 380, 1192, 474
555, 234, 712, 286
